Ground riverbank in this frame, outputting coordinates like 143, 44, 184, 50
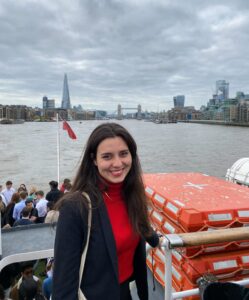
179, 120, 249, 127
0, 119, 25, 124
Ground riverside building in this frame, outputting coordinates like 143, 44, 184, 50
201, 80, 249, 123
0, 105, 35, 121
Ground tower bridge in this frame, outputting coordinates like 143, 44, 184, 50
117, 104, 142, 119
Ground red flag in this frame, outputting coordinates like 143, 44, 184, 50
63, 121, 77, 140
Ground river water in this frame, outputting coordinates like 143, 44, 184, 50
0, 120, 248, 192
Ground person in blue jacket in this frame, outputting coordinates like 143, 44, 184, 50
53, 123, 159, 300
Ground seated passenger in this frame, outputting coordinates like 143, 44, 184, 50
17, 184, 28, 194
46, 181, 62, 204
0, 195, 6, 227
12, 191, 28, 221
42, 259, 54, 300
35, 191, 48, 223
44, 202, 59, 224
2, 193, 20, 228
9, 262, 41, 300
25, 198, 38, 223
59, 178, 71, 193
19, 277, 45, 300
13, 207, 33, 227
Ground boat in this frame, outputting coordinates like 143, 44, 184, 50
153, 119, 178, 124
1, 161, 249, 299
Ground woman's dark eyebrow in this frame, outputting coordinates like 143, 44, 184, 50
100, 152, 112, 156
100, 148, 129, 154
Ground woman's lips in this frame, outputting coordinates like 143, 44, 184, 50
110, 169, 124, 176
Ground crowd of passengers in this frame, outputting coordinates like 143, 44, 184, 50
0, 179, 71, 300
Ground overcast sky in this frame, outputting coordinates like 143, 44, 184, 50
1, 0, 249, 112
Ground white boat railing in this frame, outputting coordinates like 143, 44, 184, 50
156, 227, 249, 300
0, 223, 55, 271
1, 221, 249, 299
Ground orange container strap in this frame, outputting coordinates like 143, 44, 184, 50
216, 267, 245, 280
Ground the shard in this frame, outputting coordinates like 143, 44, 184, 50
61, 73, 71, 109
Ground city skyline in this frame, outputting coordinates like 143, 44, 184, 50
1, 1, 249, 111
1, 76, 247, 114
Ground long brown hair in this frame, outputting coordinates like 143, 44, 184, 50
57, 123, 152, 238
9, 192, 20, 205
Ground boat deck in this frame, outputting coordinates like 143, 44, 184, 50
1, 223, 164, 299
0, 223, 55, 270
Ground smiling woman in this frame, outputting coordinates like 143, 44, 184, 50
94, 136, 132, 183
53, 122, 159, 300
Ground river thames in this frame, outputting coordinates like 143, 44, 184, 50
0, 120, 248, 192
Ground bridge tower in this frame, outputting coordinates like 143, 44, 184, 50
137, 104, 142, 119
117, 104, 122, 120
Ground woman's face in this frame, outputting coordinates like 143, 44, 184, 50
94, 136, 132, 183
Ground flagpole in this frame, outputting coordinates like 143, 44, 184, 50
56, 113, 60, 184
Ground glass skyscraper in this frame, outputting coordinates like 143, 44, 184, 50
216, 80, 229, 101
61, 74, 71, 109
173, 95, 185, 108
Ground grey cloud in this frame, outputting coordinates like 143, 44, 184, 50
0, 0, 249, 110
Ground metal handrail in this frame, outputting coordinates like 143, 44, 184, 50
164, 226, 249, 248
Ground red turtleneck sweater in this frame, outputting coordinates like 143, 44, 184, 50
102, 181, 139, 283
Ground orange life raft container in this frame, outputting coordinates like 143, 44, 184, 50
144, 173, 249, 232
144, 173, 249, 299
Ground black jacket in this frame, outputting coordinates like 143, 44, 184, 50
53, 191, 158, 300
46, 188, 62, 203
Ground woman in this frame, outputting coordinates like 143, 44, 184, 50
18, 183, 28, 194
2, 192, 20, 227
29, 186, 37, 200
0, 195, 6, 228
53, 123, 159, 300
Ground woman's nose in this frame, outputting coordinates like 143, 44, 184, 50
112, 155, 122, 166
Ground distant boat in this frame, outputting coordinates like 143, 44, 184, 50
153, 119, 178, 124
0, 119, 25, 124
